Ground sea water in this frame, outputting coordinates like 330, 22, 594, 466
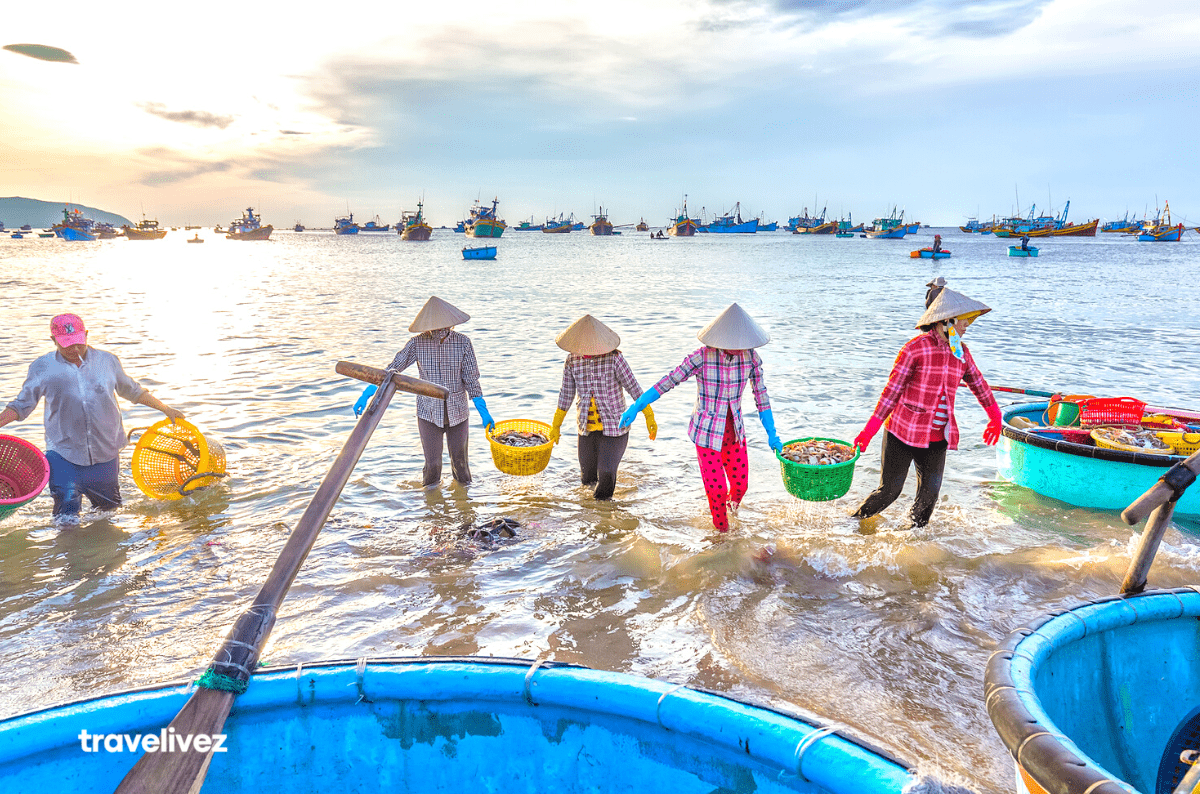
1, 228, 1198, 791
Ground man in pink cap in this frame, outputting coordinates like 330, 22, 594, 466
0, 313, 184, 517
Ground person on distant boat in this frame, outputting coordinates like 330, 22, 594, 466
850, 282, 1002, 529
352, 296, 495, 488
931, 234, 942, 253
619, 304, 782, 533
548, 315, 655, 500
0, 313, 184, 516
1020, 235, 1030, 251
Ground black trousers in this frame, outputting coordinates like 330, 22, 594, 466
417, 417, 471, 486
577, 431, 629, 500
852, 432, 948, 527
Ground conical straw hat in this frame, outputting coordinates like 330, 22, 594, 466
697, 303, 770, 349
915, 288, 991, 328
409, 296, 470, 333
555, 314, 620, 355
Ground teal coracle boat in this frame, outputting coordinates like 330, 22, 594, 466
986, 587, 1200, 794
997, 402, 1200, 517
1007, 246, 1038, 257
462, 244, 496, 260
0, 657, 918, 794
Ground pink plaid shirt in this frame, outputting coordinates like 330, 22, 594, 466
653, 346, 771, 450
556, 351, 645, 437
870, 331, 997, 450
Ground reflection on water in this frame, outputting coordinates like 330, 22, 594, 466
2, 230, 1200, 791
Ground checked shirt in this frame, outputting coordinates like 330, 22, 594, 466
653, 346, 771, 451
870, 330, 997, 450
556, 351, 645, 437
389, 329, 483, 428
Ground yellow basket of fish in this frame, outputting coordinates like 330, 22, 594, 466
1158, 432, 1200, 456
486, 419, 554, 476
1089, 427, 1175, 456
776, 437, 860, 502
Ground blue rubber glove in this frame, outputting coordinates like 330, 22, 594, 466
620, 389, 661, 429
353, 384, 377, 417
759, 409, 783, 452
472, 396, 495, 432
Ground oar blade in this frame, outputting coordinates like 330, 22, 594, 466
114, 688, 235, 794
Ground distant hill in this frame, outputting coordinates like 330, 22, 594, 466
0, 197, 132, 230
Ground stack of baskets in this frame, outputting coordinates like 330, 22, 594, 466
776, 437, 860, 502
130, 418, 226, 499
485, 419, 554, 476
0, 435, 49, 521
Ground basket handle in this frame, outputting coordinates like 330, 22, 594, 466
178, 471, 227, 496
126, 426, 152, 444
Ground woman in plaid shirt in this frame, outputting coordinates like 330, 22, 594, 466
620, 304, 783, 532
851, 283, 1003, 528
548, 315, 656, 500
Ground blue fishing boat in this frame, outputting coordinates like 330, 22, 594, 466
359, 215, 390, 232
864, 207, 909, 239
52, 206, 96, 241
996, 401, 1200, 516
0, 657, 920, 794
702, 202, 759, 233
453, 220, 466, 233
293, 222, 305, 232
787, 206, 826, 233
334, 213, 359, 235
9, 232, 23, 239
513, 216, 543, 231
1007, 245, 1039, 257
462, 244, 497, 260
758, 216, 779, 231
1100, 211, 1140, 233
1137, 200, 1185, 241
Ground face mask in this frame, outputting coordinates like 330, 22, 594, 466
946, 323, 964, 360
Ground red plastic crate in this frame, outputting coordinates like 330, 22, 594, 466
1079, 397, 1146, 428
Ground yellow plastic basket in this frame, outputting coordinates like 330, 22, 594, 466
1158, 432, 1200, 456
486, 419, 553, 476
130, 418, 227, 499
1089, 428, 1174, 456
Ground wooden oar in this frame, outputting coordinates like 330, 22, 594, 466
115, 364, 448, 794
1119, 449, 1200, 595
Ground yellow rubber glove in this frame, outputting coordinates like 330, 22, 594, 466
643, 406, 657, 440
550, 408, 567, 445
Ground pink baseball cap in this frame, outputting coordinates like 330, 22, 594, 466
50, 314, 88, 347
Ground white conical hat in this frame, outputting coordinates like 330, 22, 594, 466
697, 303, 770, 349
915, 288, 991, 328
555, 314, 620, 355
409, 296, 470, 333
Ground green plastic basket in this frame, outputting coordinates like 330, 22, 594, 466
776, 437, 860, 502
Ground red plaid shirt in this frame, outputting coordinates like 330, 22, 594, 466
556, 351, 645, 437
654, 346, 771, 450
870, 331, 997, 450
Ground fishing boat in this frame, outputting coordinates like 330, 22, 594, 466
122, 216, 168, 240
1007, 245, 1039, 257
226, 207, 273, 240
1137, 201, 1185, 241
864, 207, 909, 239
359, 215, 390, 232
334, 213, 359, 235
959, 217, 994, 234
909, 247, 950, 259
758, 216, 779, 232
786, 206, 826, 233
835, 231, 856, 238
52, 207, 96, 241
92, 222, 119, 239
9, 232, 23, 239
668, 197, 698, 237
542, 213, 574, 233
702, 202, 758, 233
1100, 211, 1140, 233
462, 244, 497, 260
453, 220, 466, 233
187, 234, 204, 244
399, 200, 432, 241
466, 198, 505, 238
0, 656, 923, 794
293, 222, 305, 232
793, 220, 836, 235
635, 218, 649, 232
37, 232, 54, 238
589, 207, 614, 235
513, 216, 543, 231
996, 399, 1200, 516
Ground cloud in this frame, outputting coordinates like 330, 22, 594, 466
717, 0, 1052, 37
2, 43, 78, 63
139, 102, 236, 129
135, 153, 233, 186
279, 129, 310, 135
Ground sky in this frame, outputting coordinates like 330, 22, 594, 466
2, 0, 1198, 228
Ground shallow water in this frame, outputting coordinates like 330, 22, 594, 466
1, 228, 1199, 791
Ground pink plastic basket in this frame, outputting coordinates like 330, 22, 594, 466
1078, 397, 1146, 428
0, 435, 50, 521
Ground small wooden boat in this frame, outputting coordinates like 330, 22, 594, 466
9, 233, 23, 239
0, 657, 919, 794
909, 248, 950, 258
187, 234, 204, 244
1007, 245, 1038, 256
462, 244, 497, 260
835, 232, 855, 238
293, 222, 305, 232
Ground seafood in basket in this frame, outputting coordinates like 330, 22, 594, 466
780, 439, 856, 466
493, 430, 550, 447
1091, 426, 1174, 453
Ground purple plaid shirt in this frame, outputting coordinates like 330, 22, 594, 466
653, 346, 771, 450
556, 351, 644, 437
389, 329, 483, 428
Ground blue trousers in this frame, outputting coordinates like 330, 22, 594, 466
46, 450, 121, 516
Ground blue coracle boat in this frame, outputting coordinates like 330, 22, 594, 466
997, 402, 1200, 516
0, 657, 919, 794
462, 244, 497, 260
1007, 246, 1039, 257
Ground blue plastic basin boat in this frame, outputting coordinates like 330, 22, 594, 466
1007, 246, 1039, 257
986, 587, 1200, 794
462, 245, 497, 260
0, 657, 916, 794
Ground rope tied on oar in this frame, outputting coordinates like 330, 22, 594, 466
195, 669, 248, 695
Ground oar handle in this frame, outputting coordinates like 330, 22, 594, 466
336, 361, 450, 400
1121, 449, 1200, 525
